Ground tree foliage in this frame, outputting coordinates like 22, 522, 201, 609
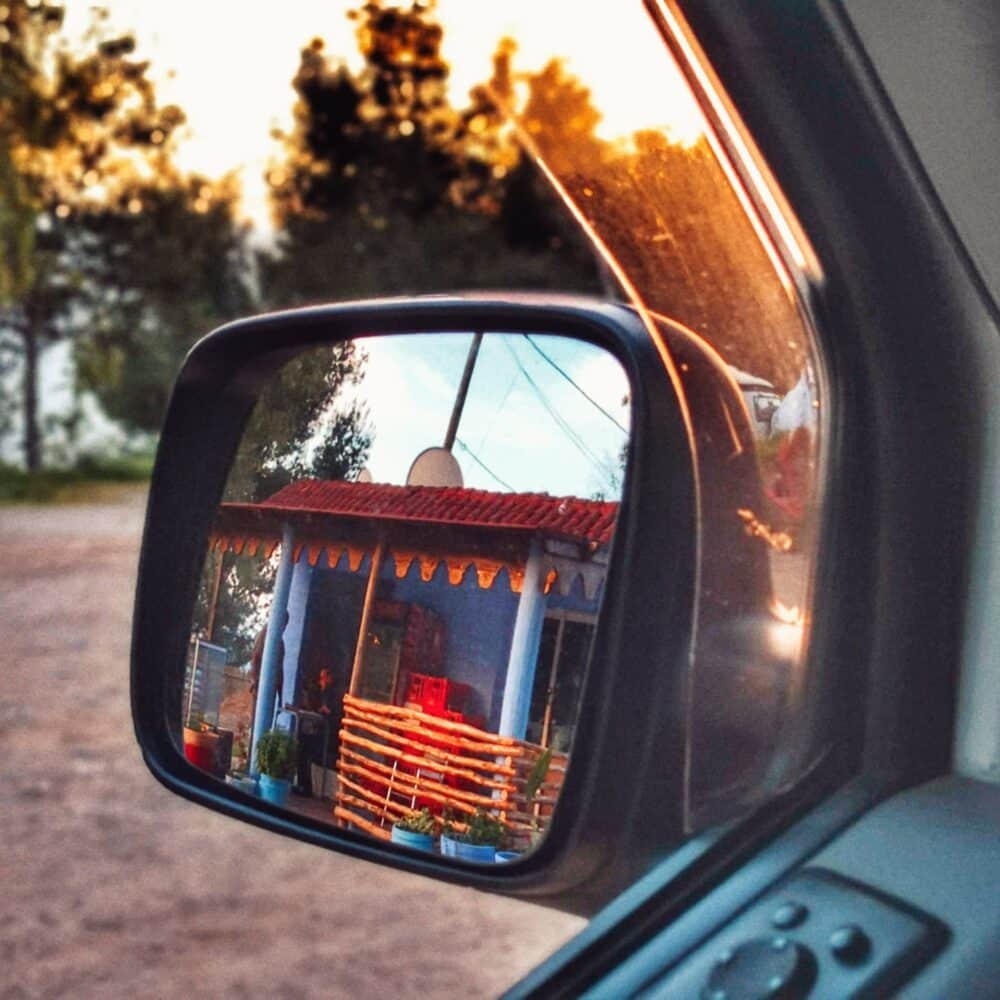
70, 173, 253, 434
0, 2, 196, 466
259, 1, 605, 309
513, 58, 805, 390
223, 342, 373, 503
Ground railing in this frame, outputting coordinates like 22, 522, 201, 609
334, 694, 567, 850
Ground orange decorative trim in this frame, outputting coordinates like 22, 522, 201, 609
475, 561, 503, 590
446, 558, 469, 586
393, 551, 417, 579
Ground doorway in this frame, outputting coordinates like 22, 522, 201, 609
527, 612, 595, 751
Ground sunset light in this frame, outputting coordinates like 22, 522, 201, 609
61, 1, 704, 228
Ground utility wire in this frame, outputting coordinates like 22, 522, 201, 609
503, 339, 616, 481
455, 437, 516, 492
523, 335, 629, 434
477, 367, 520, 454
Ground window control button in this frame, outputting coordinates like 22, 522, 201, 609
771, 901, 809, 929
829, 924, 871, 965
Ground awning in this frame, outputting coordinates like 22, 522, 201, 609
211, 479, 617, 598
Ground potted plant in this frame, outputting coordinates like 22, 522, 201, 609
391, 807, 439, 852
183, 715, 225, 776
440, 808, 506, 863
254, 729, 298, 807
504, 746, 554, 861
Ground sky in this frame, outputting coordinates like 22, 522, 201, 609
329, 332, 630, 499
63, 1, 704, 229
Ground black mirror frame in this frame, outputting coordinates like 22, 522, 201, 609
131, 293, 698, 913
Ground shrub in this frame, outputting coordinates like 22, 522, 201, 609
254, 729, 298, 780
394, 808, 439, 836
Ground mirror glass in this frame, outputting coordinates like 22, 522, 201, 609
184, 330, 630, 863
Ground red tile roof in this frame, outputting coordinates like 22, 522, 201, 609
223, 479, 618, 545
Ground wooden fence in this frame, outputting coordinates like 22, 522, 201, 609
333, 694, 567, 850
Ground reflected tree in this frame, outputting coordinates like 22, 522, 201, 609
223, 342, 373, 504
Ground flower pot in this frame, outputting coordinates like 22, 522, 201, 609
227, 773, 258, 796
258, 774, 291, 807
495, 850, 521, 863
391, 826, 435, 852
440, 835, 496, 863
183, 727, 219, 773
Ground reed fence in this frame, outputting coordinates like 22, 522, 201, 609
333, 694, 567, 850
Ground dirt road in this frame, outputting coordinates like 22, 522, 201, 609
0, 492, 582, 999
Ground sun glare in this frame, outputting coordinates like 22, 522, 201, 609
64, 1, 704, 229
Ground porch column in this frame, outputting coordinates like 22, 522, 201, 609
250, 523, 296, 775
499, 538, 547, 738
281, 556, 314, 709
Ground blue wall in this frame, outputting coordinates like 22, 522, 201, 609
295, 548, 603, 733
385, 560, 519, 730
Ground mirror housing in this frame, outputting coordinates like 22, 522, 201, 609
132, 294, 699, 913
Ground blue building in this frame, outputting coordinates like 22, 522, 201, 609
210, 479, 618, 770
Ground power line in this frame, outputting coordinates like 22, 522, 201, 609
502, 339, 616, 481
523, 335, 629, 434
455, 437, 515, 492
477, 367, 520, 453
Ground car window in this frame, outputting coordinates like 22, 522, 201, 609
125, 0, 828, 850
480, 0, 827, 830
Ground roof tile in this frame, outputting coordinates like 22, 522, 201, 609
229, 479, 618, 545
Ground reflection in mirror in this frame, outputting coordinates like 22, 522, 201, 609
184, 331, 630, 863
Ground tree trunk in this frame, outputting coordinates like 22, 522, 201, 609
21, 318, 41, 472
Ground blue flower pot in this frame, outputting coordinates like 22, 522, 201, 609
495, 850, 521, 863
440, 835, 496, 863
258, 774, 290, 807
228, 774, 258, 796
391, 826, 435, 852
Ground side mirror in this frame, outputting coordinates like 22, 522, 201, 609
132, 294, 704, 912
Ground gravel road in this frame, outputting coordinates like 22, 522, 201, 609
0, 491, 583, 999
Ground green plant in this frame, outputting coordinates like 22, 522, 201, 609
232, 721, 250, 761
525, 747, 553, 807
452, 808, 506, 848
184, 711, 208, 731
394, 808, 439, 836
254, 729, 298, 780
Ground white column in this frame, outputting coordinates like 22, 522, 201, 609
249, 523, 296, 775
280, 556, 314, 711
499, 538, 547, 739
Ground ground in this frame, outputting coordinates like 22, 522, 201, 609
0, 490, 583, 999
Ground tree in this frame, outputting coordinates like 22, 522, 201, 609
259, 1, 604, 311
0, 2, 187, 468
193, 340, 374, 664
223, 341, 373, 503
70, 172, 254, 435
512, 56, 806, 390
